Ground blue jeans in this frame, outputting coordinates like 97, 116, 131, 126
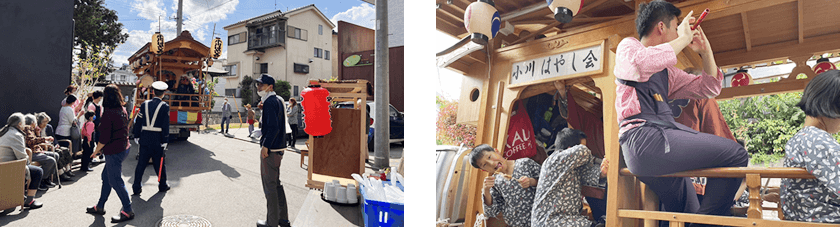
221, 116, 231, 133
27, 165, 43, 190
97, 148, 132, 212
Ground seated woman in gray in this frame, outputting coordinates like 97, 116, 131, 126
469, 144, 541, 227
781, 69, 840, 223
531, 128, 607, 227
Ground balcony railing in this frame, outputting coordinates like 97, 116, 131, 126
248, 30, 285, 50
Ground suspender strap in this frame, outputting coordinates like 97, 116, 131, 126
142, 101, 164, 132
616, 78, 638, 87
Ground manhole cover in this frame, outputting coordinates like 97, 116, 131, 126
157, 215, 212, 227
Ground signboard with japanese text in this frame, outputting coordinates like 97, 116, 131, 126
509, 42, 604, 87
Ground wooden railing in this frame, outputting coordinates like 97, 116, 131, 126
135, 92, 212, 112
617, 167, 838, 226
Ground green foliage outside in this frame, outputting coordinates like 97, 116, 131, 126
74, 0, 128, 77
274, 80, 291, 101
436, 96, 477, 147
240, 76, 255, 106
718, 92, 840, 164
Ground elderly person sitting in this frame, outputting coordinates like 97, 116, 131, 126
36, 112, 75, 179
0, 113, 44, 209
23, 114, 67, 189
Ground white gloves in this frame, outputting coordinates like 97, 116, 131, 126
161, 143, 168, 150
134, 138, 140, 145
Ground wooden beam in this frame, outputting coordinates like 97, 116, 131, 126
715, 33, 840, 68
436, 11, 462, 28
510, 19, 556, 26
511, 21, 562, 45
579, 0, 611, 15
436, 3, 463, 25
699, 0, 797, 21
681, 48, 703, 69
159, 55, 201, 62
571, 16, 623, 23
797, 0, 804, 44
740, 12, 751, 51
617, 210, 840, 227
465, 50, 487, 65
616, 0, 634, 10
444, 60, 471, 75
619, 167, 816, 179
436, 19, 467, 39
716, 77, 812, 100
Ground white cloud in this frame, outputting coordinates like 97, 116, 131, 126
330, 3, 375, 31
114, 0, 238, 66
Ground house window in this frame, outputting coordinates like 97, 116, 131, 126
225, 89, 237, 97
319, 25, 323, 35
314, 48, 322, 58
224, 64, 237, 76
228, 34, 240, 46
287, 25, 307, 41
293, 63, 309, 74
121, 75, 126, 81
259, 63, 268, 74
325, 50, 330, 60
293, 85, 299, 97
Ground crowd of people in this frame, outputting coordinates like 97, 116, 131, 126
0, 84, 144, 222
468, 0, 840, 226
0, 85, 103, 210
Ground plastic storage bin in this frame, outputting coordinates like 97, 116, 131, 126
359, 180, 404, 227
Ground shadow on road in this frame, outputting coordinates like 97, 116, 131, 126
122, 140, 241, 191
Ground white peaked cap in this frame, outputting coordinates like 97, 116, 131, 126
152, 81, 169, 91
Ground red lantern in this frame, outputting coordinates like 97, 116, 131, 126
301, 84, 332, 137
731, 69, 753, 87
813, 57, 837, 75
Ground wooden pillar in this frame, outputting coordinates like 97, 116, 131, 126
640, 182, 660, 227
746, 174, 763, 219
594, 50, 637, 227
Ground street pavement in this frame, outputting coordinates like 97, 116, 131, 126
0, 127, 404, 227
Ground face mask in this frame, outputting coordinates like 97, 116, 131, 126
257, 89, 268, 97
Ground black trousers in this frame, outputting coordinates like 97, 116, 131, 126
261, 152, 289, 226
133, 144, 168, 192
621, 125, 749, 227
81, 139, 94, 169
287, 124, 298, 147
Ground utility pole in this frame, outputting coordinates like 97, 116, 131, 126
373, 0, 390, 169
176, 0, 184, 34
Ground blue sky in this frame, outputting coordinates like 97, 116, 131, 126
103, 0, 377, 66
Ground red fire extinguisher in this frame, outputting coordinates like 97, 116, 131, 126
300, 83, 332, 137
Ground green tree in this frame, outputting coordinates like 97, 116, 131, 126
74, 0, 128, 67
240, 76, 255, 106
274, 80, 291, 101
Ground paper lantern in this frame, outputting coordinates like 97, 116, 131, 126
151, 32, 164, 55
464, 0, 500, 45
813, 57, 837, 75
211, 37, 223, 59
548, 0, 584, 23
730, 69, 753, 87
300, 84, 332, 137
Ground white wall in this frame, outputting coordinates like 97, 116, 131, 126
388, 0, 404, 47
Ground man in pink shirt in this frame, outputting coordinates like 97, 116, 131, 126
614, 1, 749, 225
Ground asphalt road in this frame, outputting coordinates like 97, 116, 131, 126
0, 130, 404, 227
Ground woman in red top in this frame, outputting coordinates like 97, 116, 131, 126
86, 84, 134, 223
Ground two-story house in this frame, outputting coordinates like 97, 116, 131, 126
223, 4, 335, 102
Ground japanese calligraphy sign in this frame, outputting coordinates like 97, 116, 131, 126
509, 42, 604, 87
